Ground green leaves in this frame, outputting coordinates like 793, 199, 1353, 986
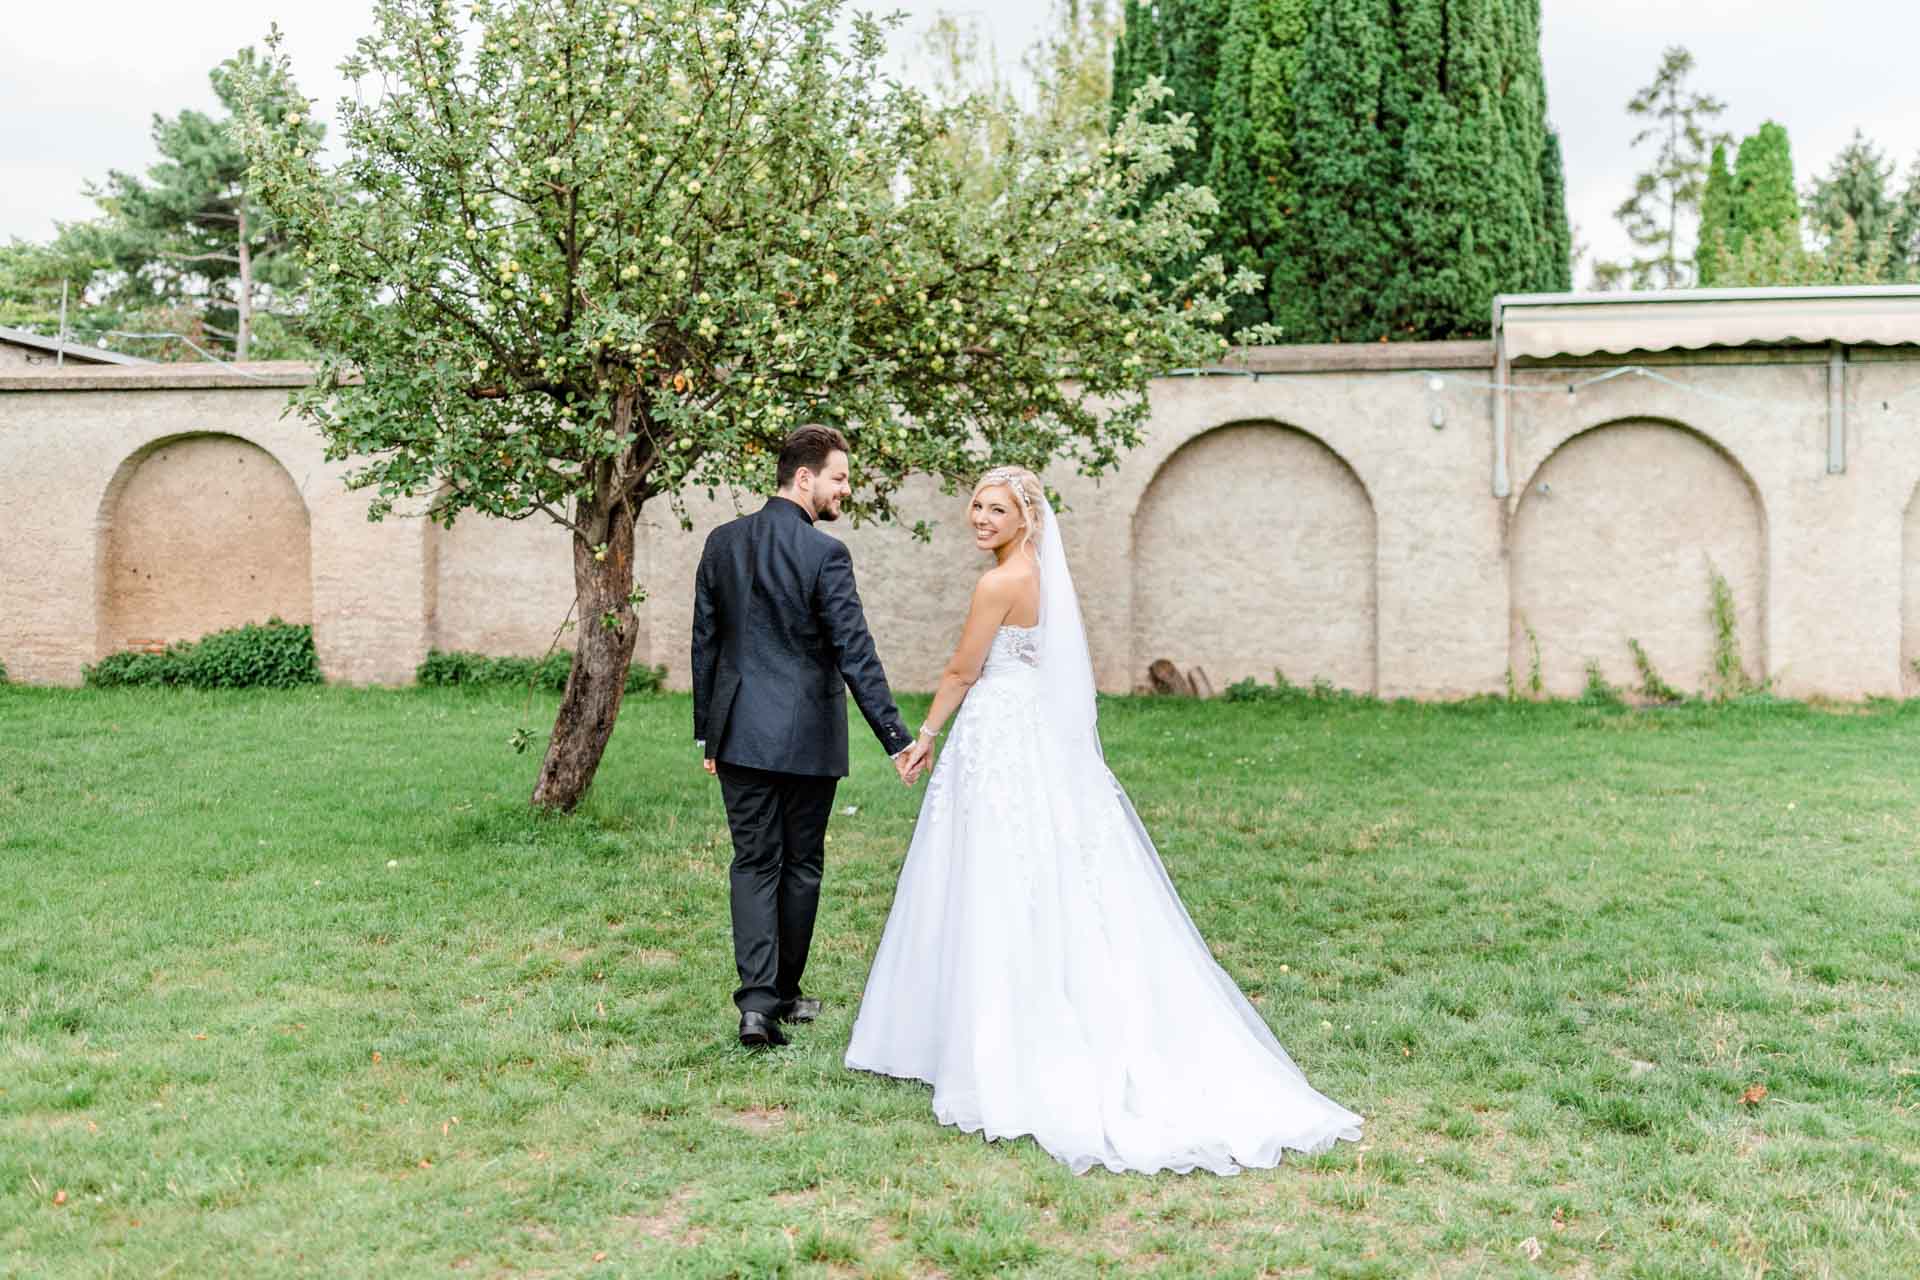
236, 0, 1250, 539
82, 619, 323, 690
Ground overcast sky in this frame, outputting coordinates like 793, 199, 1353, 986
5, 1, 1917, 287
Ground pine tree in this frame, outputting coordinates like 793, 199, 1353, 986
1806, 130, 1897, 273
1733, 121, 1800, 248
1695, 141, 1735, 285
1205, 0, 1308, 334
1895, 155, 1920, 271
1599, 46, 1725, 290
83, 49, 320, 359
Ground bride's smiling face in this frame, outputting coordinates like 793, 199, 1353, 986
969, 485, 1024, 553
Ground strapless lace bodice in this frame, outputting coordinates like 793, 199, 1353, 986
980, 623, 1041, 677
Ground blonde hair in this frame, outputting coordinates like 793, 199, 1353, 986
970, 466, 1046, 550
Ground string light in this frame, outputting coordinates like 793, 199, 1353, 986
1167, 360, 1920, 417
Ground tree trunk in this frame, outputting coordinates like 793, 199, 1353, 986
530, 494, 641, 812
236, 201, 253, 361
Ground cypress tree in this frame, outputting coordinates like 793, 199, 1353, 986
1733, 122, 1800, 246
1109, 0, 1164, 132
1696, 141, 1735, 285
1110, 1, 1226, 300
1205, 0, 1308, 334
1538, 128, 1574, 291
1158, 0, 1228, 193
1285, 0, 1564, 340
1284, 0, 1403, 341
1391, 0, 1514, 336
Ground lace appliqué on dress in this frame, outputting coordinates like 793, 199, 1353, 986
985, 622, 1041, 671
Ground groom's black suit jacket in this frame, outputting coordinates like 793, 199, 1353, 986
691, 496, 913, 777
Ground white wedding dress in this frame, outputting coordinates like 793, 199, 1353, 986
845, 498, 1364, 1176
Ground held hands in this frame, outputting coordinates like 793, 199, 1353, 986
896, 738, 934, 786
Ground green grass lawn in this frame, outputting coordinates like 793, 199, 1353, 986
2, 685, 1916, 1278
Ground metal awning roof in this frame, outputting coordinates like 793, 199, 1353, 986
0, 325, 148, 365
1495, 285, 1920, 359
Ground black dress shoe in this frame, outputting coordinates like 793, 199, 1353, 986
776, 996, 822, 1024
739, 1010, 788, 1048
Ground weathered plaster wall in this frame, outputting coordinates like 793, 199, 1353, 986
102, 433, 315, 654
427, 511, 586, 661
1133, 422, 1377, 692
5, 346, 1920, 700
1509, 421, 1767, 697
0, 367, 427, 685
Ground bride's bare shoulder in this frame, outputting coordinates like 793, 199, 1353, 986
974, 557, 1039, 625
976, 558, 1038, 592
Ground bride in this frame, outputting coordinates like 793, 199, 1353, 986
845, 466, 1365, 1176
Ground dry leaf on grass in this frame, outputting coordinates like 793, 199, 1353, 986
1740, 1083, 1768, 1106
1519, 1235, 1542, 1260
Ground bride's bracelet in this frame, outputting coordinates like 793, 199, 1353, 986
917, 724, 940, 741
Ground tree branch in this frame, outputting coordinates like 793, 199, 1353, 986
157, 249, 243, 264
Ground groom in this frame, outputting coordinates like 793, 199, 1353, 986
691, 425, 920, 1048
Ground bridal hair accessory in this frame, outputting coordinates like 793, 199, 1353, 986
972, 466, 1047, 547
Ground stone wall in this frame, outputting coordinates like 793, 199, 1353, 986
5, 344, 1920, 700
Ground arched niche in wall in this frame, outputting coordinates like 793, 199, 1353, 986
1510, 419, 1766, 698
98, 433, 313, 655
427, 507, 608, 660
1132, 421, 1378, 693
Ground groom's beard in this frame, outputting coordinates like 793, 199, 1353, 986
813, 498, 842, 522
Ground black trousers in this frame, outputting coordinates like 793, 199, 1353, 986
716, 762, 839, 1016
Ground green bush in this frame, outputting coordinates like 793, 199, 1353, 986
1222, 669, 1372, 705
83, 620, 322, 690
415, 648, 665, 694
84, 650, 182, 688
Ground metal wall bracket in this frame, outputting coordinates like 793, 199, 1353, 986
1827, 342, 1848, 474
1491, 297, 1511, 498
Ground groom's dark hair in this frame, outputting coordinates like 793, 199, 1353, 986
777, 426, 851, 488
